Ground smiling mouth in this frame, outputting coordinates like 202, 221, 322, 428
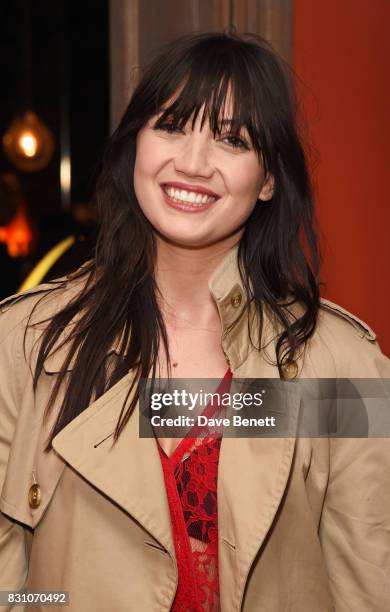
161, 184, 219, 206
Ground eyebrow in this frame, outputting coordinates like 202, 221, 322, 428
158, 108, 235, 125
218, 119, 248, 134
156, 110, 247, 134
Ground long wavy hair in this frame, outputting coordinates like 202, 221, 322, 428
30, 31, 320, 451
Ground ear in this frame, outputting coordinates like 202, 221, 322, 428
258, 173, 275, 201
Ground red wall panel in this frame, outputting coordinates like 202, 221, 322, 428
293, 0, 390, 354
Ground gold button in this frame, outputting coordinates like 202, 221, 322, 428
231, 293, 242, 308
28, 483, 41, 509
282, 360, 298, 380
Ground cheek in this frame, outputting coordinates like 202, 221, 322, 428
134, 136, 167, 225
134, 150, 152, 218
134, 140, 154, 184
135, 130, 167, 182
227, 159, 265, 201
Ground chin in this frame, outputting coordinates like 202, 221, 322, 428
154, 226, 216, 248
160, 234, 212, 248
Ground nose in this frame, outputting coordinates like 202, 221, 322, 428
174, 131, 214, 179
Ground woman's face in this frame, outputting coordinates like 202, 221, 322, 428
134, 100, 274, 248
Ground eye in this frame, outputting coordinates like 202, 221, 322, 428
155, 122, 184, 134
221, 134, 250, 150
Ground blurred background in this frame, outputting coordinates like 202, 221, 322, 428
0, 0, 389, 352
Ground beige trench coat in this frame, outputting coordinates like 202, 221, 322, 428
0, 247, 389, 611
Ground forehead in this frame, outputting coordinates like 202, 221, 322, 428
158, 80, 235, 117
154, 84, 249, 136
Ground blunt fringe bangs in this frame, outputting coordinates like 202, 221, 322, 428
27, 32, 321, 451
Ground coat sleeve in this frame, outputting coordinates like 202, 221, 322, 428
319, 333, 390, 611
0, 296, 35, 605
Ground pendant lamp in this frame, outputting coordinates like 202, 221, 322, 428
2, 0, 55, 172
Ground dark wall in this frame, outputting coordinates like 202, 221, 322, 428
0, 0, 109, 296
68, 0, 109, 203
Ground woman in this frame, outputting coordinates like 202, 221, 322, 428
0, 32, 389, 612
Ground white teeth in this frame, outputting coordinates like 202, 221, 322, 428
188, 192, 196, 203
163, 185, 216, 205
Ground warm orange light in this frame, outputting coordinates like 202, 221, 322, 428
2, 111, 54, 172
0, 205, 34, 257
19, 131, 38, 157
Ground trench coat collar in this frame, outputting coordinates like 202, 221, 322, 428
50, 245, 300, 605
207, 243, 280, 370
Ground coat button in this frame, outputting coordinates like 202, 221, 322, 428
28, 483, 42, 509
282, 360, 298, 380
231, 293, 242, 308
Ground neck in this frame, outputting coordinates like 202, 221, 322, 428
155, 234, 239, 328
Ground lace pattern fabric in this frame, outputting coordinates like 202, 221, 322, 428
156, 369, 232, 612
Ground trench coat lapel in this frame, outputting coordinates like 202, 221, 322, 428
51, 370, 176, 557
217, 375, 300, 609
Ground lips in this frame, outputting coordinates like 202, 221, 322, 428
160, 184, 218, 212
160, 181, 221, 199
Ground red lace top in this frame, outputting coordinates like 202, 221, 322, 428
156, 369, 232, 612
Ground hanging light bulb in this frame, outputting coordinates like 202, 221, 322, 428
2, 111, 55, 172
19, 131, 38, 157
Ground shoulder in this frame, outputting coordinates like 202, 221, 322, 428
318, 298, 377, 341
303, 298, 390, 377
0, 283, 61, 354
0, 262, 92, 346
